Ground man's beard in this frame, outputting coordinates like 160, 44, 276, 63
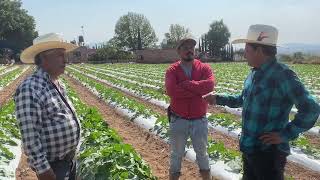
182, 53, 194, 62
183, 57, 193, 62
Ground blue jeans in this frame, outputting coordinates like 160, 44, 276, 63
50, 159, 76, 180
169, 115, 210, 174
242, 146, 288, 180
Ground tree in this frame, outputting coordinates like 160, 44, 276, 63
206, 19, 230, 58
88, 38, 134, 63
293, 52, 304, 60
161, 24, 192, 49
107, 37, 121, 49
279, 54, 292, 62
234, 48, 245, 60
114, 12, 157, 50
0, 0, 38, 54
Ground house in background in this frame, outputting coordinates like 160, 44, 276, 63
67, 46, 96, 63
135, 48, 210, 63
135, 48, 179, 63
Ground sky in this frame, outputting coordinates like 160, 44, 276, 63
21, 0, 320, 46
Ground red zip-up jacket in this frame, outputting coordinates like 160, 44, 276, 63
165, 59, 215, 119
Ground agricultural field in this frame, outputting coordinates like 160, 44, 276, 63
0, 62, 320, 180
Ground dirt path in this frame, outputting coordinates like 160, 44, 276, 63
16, 153, 37, 180
306, 134, 320, 148
0, 66, 33, 106
65, 75, 202, 180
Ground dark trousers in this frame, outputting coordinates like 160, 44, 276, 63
242, 148, 288, 180
49, 159, 76, 180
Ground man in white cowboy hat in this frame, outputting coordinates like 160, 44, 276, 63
203, 24, 320, 179
14, 33, 80, 180
165, 38, 215, 180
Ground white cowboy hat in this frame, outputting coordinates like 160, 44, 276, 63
176, 38, 197, 50
20, 33, 78, 64
232, 24, 278, 47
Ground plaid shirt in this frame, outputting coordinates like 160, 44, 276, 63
217, 58, 320, 154
14, 68, 81, 174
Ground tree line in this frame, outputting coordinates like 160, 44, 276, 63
91, 12, 236, 62
0, 0, 238, 62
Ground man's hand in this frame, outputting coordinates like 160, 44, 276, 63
259, 132, 283, 145
202, 92, 216, 105
38, 168, 56, 180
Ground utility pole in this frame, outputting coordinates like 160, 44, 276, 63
80, 25, 88, 62
81, 26, 84, 37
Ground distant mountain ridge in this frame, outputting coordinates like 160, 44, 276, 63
278, 43, 320, 55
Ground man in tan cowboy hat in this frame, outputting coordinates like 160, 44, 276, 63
165, 38, 215, 180
203, 24, 320, 180
14, 33, 80, 180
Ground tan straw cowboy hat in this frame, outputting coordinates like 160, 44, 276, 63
176, 38, 197, 50
232, 24, 278, 47
20, 33, 78, 64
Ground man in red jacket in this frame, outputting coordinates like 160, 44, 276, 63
165, 38, 215, 180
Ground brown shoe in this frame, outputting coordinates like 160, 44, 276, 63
200, 169, 211, 180
169, 172, 180, 180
